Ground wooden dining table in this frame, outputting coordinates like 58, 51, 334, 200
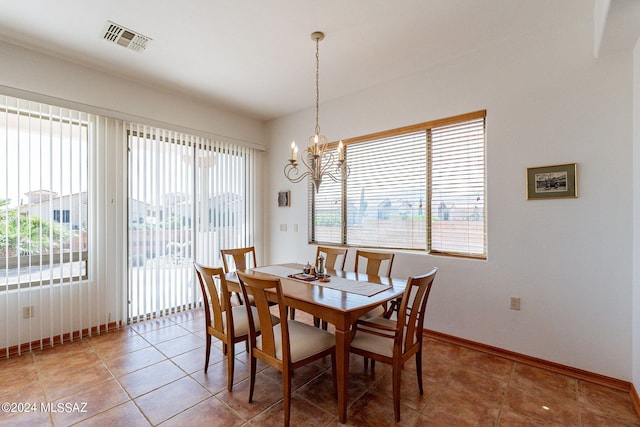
225, 263, 406, 423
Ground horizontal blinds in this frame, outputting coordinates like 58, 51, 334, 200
309, 110, 486, 258
310, 146, 343, 244
346, 132, 427, 250
429, 116, 486, 257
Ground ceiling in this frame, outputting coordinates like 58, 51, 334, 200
0, 0, 597, 121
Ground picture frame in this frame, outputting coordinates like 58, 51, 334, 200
526, 163, 577, 200
277, 190, 290, 207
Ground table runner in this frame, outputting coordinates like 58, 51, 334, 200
251, 265, 391, 297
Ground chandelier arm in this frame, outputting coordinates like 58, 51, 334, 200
284, 163, 312, 183
325, 162, 350, 183
318, 151, 335, 174
299, 149, 316, 171
325, 171, 341, 183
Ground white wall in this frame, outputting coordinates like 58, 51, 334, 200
0, 40, 266, 147
267, 17, 635, 380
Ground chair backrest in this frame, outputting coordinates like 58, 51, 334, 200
354, 250, 395, 277
396, 267, 438, 353
193, 263, 232, 336
236, 271, 289, 364
221, 246, 257, 273
316, 246, 348, 271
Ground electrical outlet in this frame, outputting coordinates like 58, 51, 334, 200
510, 297, 521, 311
23, 306, 35, 319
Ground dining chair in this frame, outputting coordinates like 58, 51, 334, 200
354, 249, 395, 277
236, 271, 337, 427
193, 263, 265, 391
221, 246, 257, 274
221, 246, 257, 305
354, 250, 396, 320
310, 246, 349, 328
348, 267, 438, 421
317, 246, 348, 271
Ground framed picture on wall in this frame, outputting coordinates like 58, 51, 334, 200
277, 190, 290, 207
526, 163, 577, 200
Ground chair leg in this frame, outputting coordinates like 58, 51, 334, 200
313, 317, 329, 330
392, 363, 402, 421
248, 354, 257, 403
364, 357, 376, 371
284, 369, 292, 427
227, 341, 235, 392
384, 297, 401, 318
290, 307, 296, 319
416, 350, 423, 394
204, 334, 212, 373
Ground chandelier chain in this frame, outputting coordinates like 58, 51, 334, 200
315, 36, 321, 136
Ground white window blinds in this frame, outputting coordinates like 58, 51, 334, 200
128, 125, 257, 322
1, 96, 91, 355
345, 132, 427, 249
310, 110, 486, 258
429, 115, 486, 257
1, 92, 259, 356
308, 146, 344, 244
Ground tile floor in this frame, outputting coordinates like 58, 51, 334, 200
1, 308, 639, 426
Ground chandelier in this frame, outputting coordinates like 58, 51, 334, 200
284, 31, 347, 193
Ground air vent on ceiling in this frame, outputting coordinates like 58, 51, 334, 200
102, 20, 152, 52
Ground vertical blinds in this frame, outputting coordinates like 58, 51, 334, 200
128, 125, 257, 322
1, 96, 93, 355
1, 92, 259, 355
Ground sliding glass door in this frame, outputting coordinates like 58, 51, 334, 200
0, 93, 259, 353
127, 127, 256, 322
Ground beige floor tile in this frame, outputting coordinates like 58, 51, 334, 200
578, 381, 640, 424
134, 376, 211, 425
158, 396, 244, 427
74, 401, 151, 426
1, 307, 638, 426
118, 359, 186, 398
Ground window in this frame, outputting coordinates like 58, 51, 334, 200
53, 209, 71, 223
1, 96, 89, 290
310, 110, 486, 258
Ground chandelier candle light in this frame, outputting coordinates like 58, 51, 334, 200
284, 31, 348, 192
